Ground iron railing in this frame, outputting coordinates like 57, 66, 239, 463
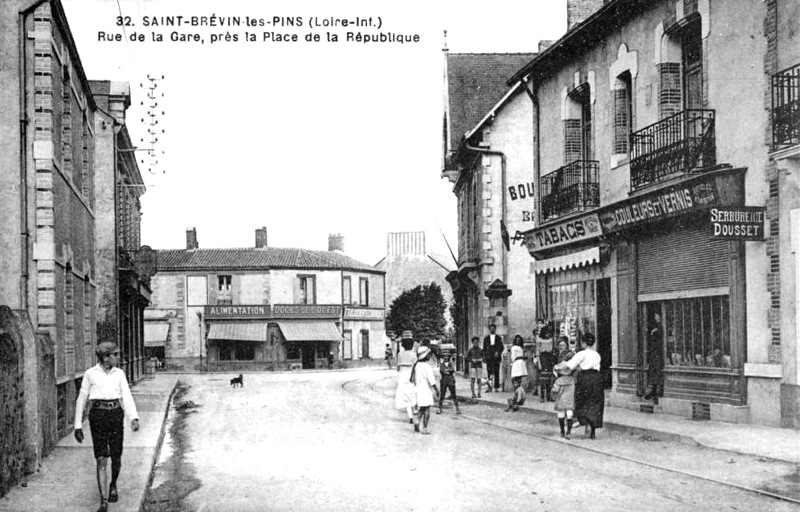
630, 109, 716, 190
772, 63, 800, 150
540, 160, 599, 221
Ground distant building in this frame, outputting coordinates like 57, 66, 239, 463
375, 232, 455, 335
145, 228, 386, 371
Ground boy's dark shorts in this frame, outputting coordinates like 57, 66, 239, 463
89, 407, 124, 459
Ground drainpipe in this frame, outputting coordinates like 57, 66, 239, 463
19, 12, 30, 311
464, 142, 508, 285
519, 76, 541, 226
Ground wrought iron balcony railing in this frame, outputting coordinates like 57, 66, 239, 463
540, 160, 600, 221
772, 64, 800, 150
630, 109, 716, 190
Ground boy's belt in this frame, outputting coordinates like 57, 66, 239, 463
91, 399, 121, 410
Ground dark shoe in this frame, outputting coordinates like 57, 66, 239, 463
97, 502, 108, 512
409, 418, 414, 424
540, 398, 546, 403
108, 484, 118, 503
565, 433, 571, 440
436, 409, 442, 414
456, 410, 462, 415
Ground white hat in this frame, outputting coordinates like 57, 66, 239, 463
417, 346, 431, 360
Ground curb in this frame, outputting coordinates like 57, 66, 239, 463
476, 396, 701, 447
137, 379, 179, 512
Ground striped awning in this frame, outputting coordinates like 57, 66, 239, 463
144, 322, 170, 347
207, 322, 268, 342
533, 246, 600, 275
276, 321, 342, 342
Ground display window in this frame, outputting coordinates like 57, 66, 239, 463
641, 295, 732, 368
549, 280, 597, 344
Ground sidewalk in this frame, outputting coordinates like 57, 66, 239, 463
470, 378, 800, 464
0, 374, 179, 512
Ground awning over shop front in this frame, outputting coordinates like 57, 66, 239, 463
144, 322, 170, 347
276, 321, 342, 342
533, 246, 600, 275
207, 322, 268, 342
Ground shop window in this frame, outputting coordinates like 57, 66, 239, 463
294, 275, 316, 305
548, 281, 596, 345
218, 341, 255, 361
343, 276, 352, 305
359, 277, 369, 306
644, 295, 731, 368
343, 330, 353, 359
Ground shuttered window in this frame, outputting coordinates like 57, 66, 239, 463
638, 224, 729, 295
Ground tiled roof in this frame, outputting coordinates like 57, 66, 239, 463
155, 247, 382, 274
446, 52, 537, 153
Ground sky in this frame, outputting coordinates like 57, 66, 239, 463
61, 0, 567, 265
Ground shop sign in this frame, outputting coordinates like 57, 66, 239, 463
204, 305, 271, 319
526, 213, 602, 251
344, 307, 385, 321
272, 304, 342, 318
600, 179, 717, 233
710, 206, 766, 240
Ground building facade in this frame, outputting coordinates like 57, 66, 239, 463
145, 228, 386, 371
441, 50, 538, 371
0, 0, 105, 491
91, 80, 151, 385
508, 0, 796, 426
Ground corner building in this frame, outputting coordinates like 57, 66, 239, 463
145, 229, 386, 371
511, 0, 796, 426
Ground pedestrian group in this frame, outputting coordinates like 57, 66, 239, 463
393, 323, 605, 440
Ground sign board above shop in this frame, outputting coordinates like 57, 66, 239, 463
204, 304, 342, 320
525, 213, 602, 252
599, 178, 717, 234
710, 206, 766, 241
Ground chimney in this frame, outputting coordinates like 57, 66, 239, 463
255, 227, 268, 248
328, 233, 345, 252
538, 40, 555, 52
186, 228, 198, 250
566, 0, 605, 30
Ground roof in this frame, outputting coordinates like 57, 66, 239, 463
445, 52, 537, 155
155, 247, 383, 274
508, 0, 650, 85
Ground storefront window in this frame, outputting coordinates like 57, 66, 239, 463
549, 281, 596, 345
647, 295, 731, 368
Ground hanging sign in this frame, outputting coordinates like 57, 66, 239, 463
710, 206, 766, 240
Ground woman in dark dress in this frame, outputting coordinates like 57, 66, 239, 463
563, 333, 604, 439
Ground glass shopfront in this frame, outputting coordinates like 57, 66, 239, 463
549, 280, 597, 346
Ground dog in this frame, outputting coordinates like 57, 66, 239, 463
230, 374, 243, 388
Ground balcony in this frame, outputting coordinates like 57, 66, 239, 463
630, 109, 716, 191
772, 64, 800, 150
540, 160, 599, 222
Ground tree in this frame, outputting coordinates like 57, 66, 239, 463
387, 283, 447, 342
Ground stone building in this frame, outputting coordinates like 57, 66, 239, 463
441, 49, 537, 369
91, 80, 151, 385
0, 0, 100, 492
507, 0, 797, 426
145, 228, 386, 371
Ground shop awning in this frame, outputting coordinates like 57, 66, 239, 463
276, 321, 342, 342
207, 322, 268, 342
533, 247, 600, 275
144, 322, 170, 347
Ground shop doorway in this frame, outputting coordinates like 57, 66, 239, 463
596, 278, 613, 388
301, 342, 316, 369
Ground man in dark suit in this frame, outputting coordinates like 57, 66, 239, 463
483, 324, 504, 392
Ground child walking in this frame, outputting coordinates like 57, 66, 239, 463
437, 347, 461, 415
552, 336, 576, 439
411, 346, 439, 434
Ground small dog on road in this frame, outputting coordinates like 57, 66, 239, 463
230, 374, 243, 388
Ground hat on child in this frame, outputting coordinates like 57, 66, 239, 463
417, 346, 431, 360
